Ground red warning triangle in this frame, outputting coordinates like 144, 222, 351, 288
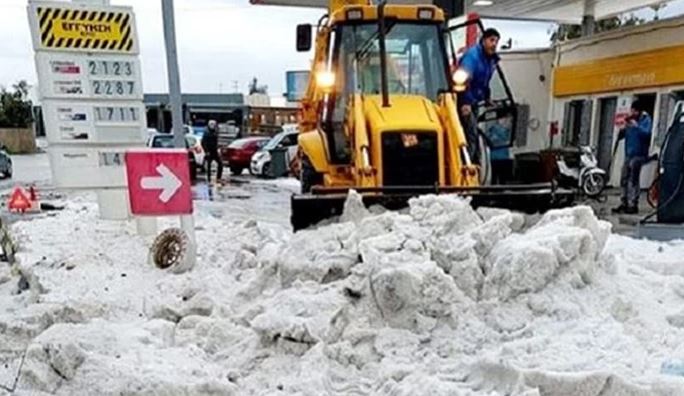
8, 187, 31, 211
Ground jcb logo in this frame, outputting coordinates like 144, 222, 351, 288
35, 7, 134, 52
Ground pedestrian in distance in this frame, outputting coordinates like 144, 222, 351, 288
202, 119, 223, 185
612, 100, 653, 215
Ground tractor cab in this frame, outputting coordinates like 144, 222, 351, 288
297, 4, 454, 167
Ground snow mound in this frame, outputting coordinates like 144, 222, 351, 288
19, 319, 237, 395
483, 206, 610, 301
4, 193, 684, 395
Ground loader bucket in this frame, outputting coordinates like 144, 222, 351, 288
290, 183, 575, 231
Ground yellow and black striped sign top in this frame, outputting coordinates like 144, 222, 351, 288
36, 7, 135, 53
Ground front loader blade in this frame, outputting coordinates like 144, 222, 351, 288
290, 183, 575, 232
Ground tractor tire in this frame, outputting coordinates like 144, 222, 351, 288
261, 162, 271, 178
300, 155, 323, 193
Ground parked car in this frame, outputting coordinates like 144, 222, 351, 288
146, 128, 159, 141
221, 136, 269, 175
184, 134, 206, 171
0, 145, 12, 179
146, 133, 199, 181
218, 121, 241, 148
250, 129, 299, 177
191, 125, 207, 138
148, 125, 196, 140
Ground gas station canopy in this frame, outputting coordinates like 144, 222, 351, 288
466, 0, 672, 24
250, 0, 672, 24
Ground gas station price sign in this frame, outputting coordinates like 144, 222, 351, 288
36, 52, 142, 100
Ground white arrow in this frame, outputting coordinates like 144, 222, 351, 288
141, 164, 182, 203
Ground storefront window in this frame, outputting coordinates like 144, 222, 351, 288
562, 99, 592, 147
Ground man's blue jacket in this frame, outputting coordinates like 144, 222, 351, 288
624, 113, 652, 158
459, 43, 499, 106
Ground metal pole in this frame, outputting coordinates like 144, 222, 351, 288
161, 0, 185, 149
581, 0, 596, 37
377, 1, 390, 108
161, 0, 196, 250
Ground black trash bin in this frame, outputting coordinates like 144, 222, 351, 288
513, 152, 543, 184
268, 147, 288, 178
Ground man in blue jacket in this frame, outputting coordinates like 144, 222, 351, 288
458, 28, 501, 165
613, 100, 653, 214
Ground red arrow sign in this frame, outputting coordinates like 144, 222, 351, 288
125, 150, 192, 216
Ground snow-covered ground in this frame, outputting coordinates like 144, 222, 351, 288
2, 185, 684, 395
0, 152, 52, 194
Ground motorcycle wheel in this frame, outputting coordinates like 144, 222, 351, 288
582, 173, 606, 198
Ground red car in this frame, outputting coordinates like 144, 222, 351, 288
222, 137, 270, 175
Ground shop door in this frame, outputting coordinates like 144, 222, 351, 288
596, 97, 617, 171
562, 100, 592, 147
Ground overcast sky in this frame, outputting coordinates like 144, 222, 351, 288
1, 0, 684, 97
1, 0, 322, 97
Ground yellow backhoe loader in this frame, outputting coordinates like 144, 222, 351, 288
264, 0, 574, 230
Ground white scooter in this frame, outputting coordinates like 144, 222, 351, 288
556, 146, 607, 198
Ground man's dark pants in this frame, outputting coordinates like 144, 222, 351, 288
459, 107, 480, 165
620, 156, 646, 208
206, 152, 224, 182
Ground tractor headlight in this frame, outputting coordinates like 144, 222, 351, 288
316, 71, 335, 92
453, 68, 469, 92
417, 8, 435, 20
346, 8, 363, 20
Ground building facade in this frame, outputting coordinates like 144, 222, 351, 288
500, 16, 684, 185
144, 93, 246, 134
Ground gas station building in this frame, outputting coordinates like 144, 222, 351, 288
462, 0, 682, 185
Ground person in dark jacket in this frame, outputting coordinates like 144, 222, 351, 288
202, 119, 223, 184
612, 100, 653, 214
458, 28, 501, 165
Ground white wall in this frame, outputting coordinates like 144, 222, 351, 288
499, 49, 555, 152
245, 93, 271, 107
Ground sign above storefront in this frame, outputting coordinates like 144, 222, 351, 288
554, 44, 684, 97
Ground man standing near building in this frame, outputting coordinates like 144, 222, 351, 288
612, 100, 653, 214
202, 119, 223, 184
458, 28, 501, 165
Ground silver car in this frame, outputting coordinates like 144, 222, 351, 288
0, 146, 12, 179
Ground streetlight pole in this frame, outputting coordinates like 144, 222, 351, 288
160, 0, 196, 248
161, 0, 185, 149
